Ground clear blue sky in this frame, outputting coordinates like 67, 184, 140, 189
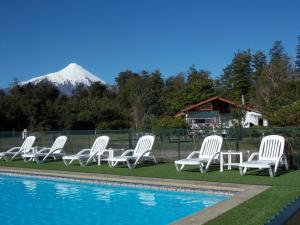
0, 0, 299, 87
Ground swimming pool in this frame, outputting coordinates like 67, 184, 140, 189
0, 174, 229, 225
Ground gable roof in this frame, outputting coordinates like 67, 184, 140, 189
175, 96, 257, 117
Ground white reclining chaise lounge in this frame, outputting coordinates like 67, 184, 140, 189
107, 135, 156, 169
175, 135, 223, 173
239, 135, 288, 177
0, 136, 36, 161
62, 136, 109, 166
22, 136, 67, 164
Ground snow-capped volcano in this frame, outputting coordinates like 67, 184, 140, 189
20, 63, 105, 94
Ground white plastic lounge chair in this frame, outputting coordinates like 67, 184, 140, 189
239, 135, 288, 177
62, 136, 109, 166
0, 136, 36, 161
175, 135, 223, 173
107, 135, 156, 169
22, 136, 67, 164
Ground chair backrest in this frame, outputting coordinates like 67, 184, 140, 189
21, 136, 36, 154
133, 135, 155, 157
51, 136, 67, 153
90, 136, 110, 155
199, 135, 223, 158
259, 135, 285, 160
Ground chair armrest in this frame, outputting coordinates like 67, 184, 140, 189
187, 151, 199, 159
52, 148, 64, 153
248, 152, 259, 161
134, 150, 152, 159
37, 147, 51, 153
6, 147, 21, 153
277, 153, 287, 164
212, 151, 220, 160
76, 149, 91, 155
121, 149, 135, 156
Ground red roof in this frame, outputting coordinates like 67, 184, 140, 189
175, 96, 256, 117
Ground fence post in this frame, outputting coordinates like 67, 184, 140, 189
128, 129, 133, 149
236, 127, 241, 151
178, 132, 181, 160
52, 131, 56, 142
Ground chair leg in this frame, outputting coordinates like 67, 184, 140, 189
199, 162, 207, 173
239, 167, 247, 176
4, 155, 12, 161
36, 156, 43, 165
204, 159, 215, 173
108, 160, 116, 168
175, 163, 184, 172
283, 157, 289, 171
152, 155, 158, 164
63, 158, 73, 166
23, 157, 31, 163
200, 166, 206, 173
127, 159, 134, 169
175, 163, 181, 172
79, 159, 87, 166
269, 167, 275, 178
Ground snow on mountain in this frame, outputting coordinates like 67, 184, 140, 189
20, 63, 105, 94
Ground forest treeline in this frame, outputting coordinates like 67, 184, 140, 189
1, 38, 300, 131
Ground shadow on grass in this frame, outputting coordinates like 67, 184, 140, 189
181, 164, 221, 173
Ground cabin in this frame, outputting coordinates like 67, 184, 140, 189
175, 96, 267, 129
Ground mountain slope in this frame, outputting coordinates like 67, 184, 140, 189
20, 63, 105, 94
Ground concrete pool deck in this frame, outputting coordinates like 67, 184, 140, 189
0, 167, 270, 225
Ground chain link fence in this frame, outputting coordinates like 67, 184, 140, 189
0, 127, 299, 169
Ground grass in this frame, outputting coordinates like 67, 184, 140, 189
1, 160, 300, 225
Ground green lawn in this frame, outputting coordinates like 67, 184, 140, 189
1, 160, 300, 225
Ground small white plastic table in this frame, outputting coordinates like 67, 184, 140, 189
220, 151, 243, 172
97, 148, 123, 165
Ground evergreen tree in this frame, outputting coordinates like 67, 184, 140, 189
252, 51, 267, 78
161, 73, 185, 115
251, 51, 267, 106
0, 90, 9, 130
256, 40, 293, 118
296, 36, 300, 72
231, 50, 252, 103
217, 50, 252, 104
178, 66, 215, 107
268, 41, 291, 94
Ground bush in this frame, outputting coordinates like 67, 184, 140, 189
153, 116, 187, 129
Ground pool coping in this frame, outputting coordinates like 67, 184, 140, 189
0, 167, 270, 225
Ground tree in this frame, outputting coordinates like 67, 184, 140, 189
88, 82, 107, 98
217, 50, 252, 104
0, 90, 9, 130
142, 70, 164, 116
252, 51, 267, 107
256, 41, 293, 120
268, 99, 300, 126
252, 51, 267, 79
296, 36, 300, 72
267, 41, 291, 99
177, 66, 215, 108
115, 70, 139, 108
161, 73, 186, 115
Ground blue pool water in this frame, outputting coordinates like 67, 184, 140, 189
0, 174, 229, 225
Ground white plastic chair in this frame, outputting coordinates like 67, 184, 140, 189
62, 136, 109, 166
0, 136, 36, 161
239, 135, 288, 177
22, 136, 67, 164
107, 135, 156, 169
175, 135, 223, 173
